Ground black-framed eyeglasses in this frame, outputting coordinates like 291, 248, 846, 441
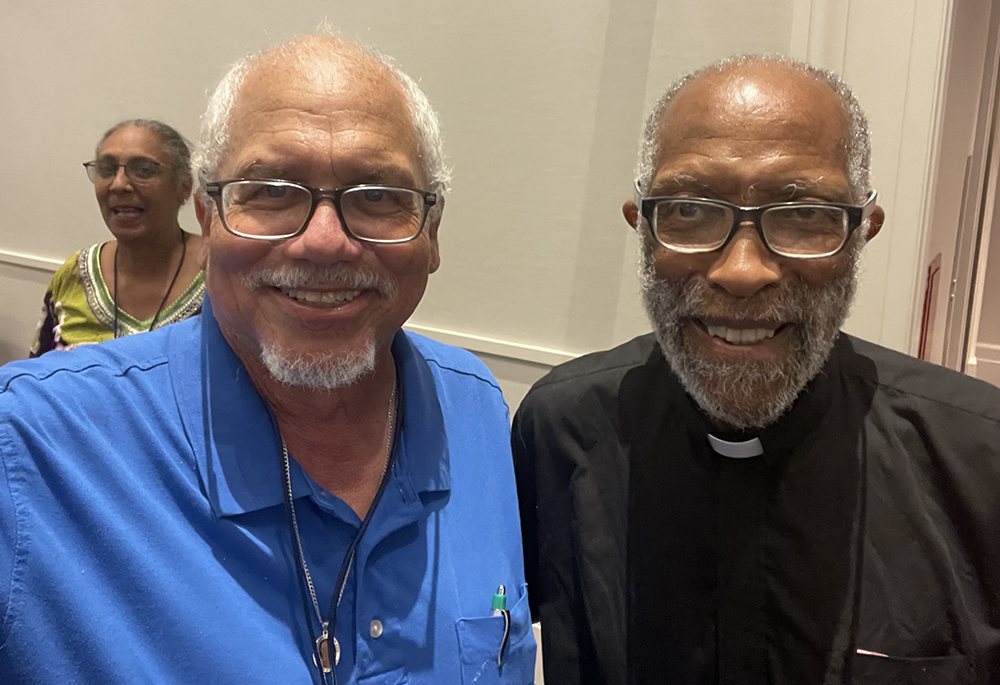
84, 157, 164, 184
201, 177, 439, 244
637, 186, 878, 259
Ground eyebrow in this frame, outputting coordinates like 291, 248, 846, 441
97, 154, 160, 164
650, 174, 849, 202
355, 168, 408, 184
233, 161, 290, 180
231, 160, 417, 188
763, 180, 842, 199
649, 174, 714, 196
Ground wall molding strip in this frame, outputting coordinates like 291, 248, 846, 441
975, 342, 1000, 360
0, 248, 574, 367
403, 324, 575, 367
0, 249, 63, 273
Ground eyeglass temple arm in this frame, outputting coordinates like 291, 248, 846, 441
860, 190, 878, 219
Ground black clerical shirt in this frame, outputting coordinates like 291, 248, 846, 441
513, 333, 1000, 685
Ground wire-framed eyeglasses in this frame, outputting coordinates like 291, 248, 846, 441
201, 177, 439, 244
84, 157, 165, 184
637, 186, 878, 259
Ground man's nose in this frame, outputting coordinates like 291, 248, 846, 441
706, 222, 782, 297
283, 200, 365, 262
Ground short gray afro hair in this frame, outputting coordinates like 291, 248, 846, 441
635, 54, 872, 203
192, 33, 451, 204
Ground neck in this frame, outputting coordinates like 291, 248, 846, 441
115, 225, 184, 275
249, 343, 399, 517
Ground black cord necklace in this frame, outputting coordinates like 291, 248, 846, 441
112, 229, 187, 338
273, 378, 400, 685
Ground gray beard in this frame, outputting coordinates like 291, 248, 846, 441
241, 263, 394, 391
259, 339, 376, 390
638, 240, 862, 430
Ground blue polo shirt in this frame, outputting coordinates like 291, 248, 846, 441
0, 300, 535, 684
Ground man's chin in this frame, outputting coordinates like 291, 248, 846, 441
259, 341, 377, 391
638, 243, 857, 431
660, 323, 836, 430
671, 353, 803, 430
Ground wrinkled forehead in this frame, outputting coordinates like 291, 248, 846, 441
220, 47, 419, 175
654, 63, 851, 181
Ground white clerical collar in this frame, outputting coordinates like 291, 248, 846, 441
707, 434, 763, 459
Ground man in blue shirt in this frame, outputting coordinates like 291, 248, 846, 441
0, 34, 534, 684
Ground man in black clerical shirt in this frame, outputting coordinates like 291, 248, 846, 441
513, 55, 1000, 685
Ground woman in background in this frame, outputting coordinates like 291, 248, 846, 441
31, 119, 205, 356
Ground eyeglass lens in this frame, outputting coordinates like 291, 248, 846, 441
87, 157, 162, 183
219, 181, 426, 241
652, 199, 849, 256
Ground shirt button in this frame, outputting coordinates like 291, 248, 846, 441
369, 619, 383, 639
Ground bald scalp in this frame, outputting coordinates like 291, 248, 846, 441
663, 61, 850, 145
653, 61, 853, 198
193, 32, 451, 199
246, 35, 398, 102
636, 55, 872, 203
221, 37, 414, 173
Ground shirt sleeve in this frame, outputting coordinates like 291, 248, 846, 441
511, 408, 539, 621
29, 288, 58, 358
512, 395, 597, 685
29, 252, 79, 358
0, 406, 20, 644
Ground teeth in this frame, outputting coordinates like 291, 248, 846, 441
706, 325, 777, 345
281, 288, 361, 306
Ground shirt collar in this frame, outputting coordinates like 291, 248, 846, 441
171, 296, 451, 519
706, 434, 764, 458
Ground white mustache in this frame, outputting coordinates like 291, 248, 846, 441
675, 279, 809, 325
241, 264, 395, 297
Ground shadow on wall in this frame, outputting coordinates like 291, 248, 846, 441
0, 262, 53, 367
472, 351, 553, 415
0, 340, 29, 367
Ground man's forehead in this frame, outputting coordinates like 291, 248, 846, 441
220, 46, 416, 171
235, 49, 402, 122
655, 62, 849, 192
655, 62, 850, 166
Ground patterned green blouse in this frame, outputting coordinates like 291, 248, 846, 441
30, 243, 205, 357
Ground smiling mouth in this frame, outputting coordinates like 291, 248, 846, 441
700, 321, 789, 345
111, 207, 144, 216
279, 287, 362, 307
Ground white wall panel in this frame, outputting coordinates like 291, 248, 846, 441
790, 0, 953, 354
0, 0, 955, 410
921, 0, 992, 365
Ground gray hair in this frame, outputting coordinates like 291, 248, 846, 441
98, 119, 193, 190
192, 34, 451, 209
634, 55, 871, 203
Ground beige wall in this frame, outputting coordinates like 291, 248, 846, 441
0, 0, 955, 410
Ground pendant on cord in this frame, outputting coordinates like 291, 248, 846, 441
314, 623, 340, 673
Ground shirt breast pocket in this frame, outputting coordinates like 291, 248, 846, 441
455, 583, 537, 685
852, 653, 975, 684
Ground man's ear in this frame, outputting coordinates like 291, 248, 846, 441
865, 205, 885, 242
194, 192, 212, 239
426, 197, 443, 274
623, 199, 640, 230
194, 193, 213, 269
